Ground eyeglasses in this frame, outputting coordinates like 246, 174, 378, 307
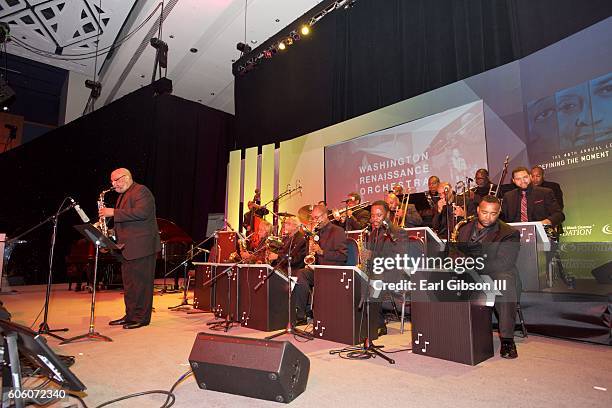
111, 174, 127, 183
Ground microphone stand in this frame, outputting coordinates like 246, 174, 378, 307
11, 198, 80, 340
329, 227, 395, 363
167, 232, 218, 310
205, 243, 267, 332
266, 233, 313, 340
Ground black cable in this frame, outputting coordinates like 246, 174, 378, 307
94, 390, 175, 408
68, 393, 90, 408
161, 369, 193, 408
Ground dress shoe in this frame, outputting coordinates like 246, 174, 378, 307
294, 317, 308, 326
377, 325, 388, 337
500, 340, 518, 359
123, 321, 149, 329
109, 317, 132, 326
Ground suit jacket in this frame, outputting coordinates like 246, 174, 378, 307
501, 185, 564, 226
389, 204, 423, 227
271, 231, 308, 273
455, 219, 520, 278
432, 196, 476, 238
114, 182, 161, 261
316, 222, 348, 265
540, 180, 564, 209
345, 208, 371, 230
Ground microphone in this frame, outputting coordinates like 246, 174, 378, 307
381, 220, 397, 242
69, 198, 90, 223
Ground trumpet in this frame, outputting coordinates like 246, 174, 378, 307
331, 201, 370, 221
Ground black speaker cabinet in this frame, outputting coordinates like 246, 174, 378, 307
237, 265, 289, 331
312, 266, 378, 345
193, 262, 214, 311
410, 270, 493, 365
189, 333, 309, 403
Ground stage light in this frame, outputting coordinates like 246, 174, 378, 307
290, 31, 301, 42
278, 41, 286, 51
300, 25, 310, 36
285, 37, 294, 46
263, 49, 273, 59
236, 42, 252, 53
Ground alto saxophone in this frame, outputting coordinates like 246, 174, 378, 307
96, 187, 114, 237
303, 223, 321, 266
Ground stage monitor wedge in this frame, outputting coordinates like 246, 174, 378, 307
189, 333, 309, 403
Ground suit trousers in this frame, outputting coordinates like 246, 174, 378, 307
121, 254, 156, 323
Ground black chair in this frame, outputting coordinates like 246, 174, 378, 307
345, 238, 359, 266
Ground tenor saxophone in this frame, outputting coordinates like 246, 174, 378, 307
303, 223, 321, 265
450, 215, 475, 243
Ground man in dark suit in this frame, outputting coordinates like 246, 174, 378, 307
530, 166, 564, 209
455, 195, 521, 359
268, 216, 307, 274
332, 192, 370, 230
432, 182, 476, 240
292, 205, 348, 323
502, 167, 564, 227
473, 168, 497, 204
100, 168, 161, 329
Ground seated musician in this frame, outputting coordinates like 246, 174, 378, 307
419, 176, 441, 227
268, 216, 307, 274
432, 182, 476, 240
530, 166, 564, 209
453, 195, 521, 359
292, 205, 348, 324
367, 200, 419, 336
385, 192, 423, 228
473, 169, 497, 204
240, 220, 272, 264
501, 167, 564, 227
332, 192, 370, 230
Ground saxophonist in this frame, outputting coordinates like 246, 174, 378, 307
239, 219, 272, 264
268, 217, 308, 274
452, 195, 521, 359
292, 205, 348, 324
99, 168, 161, 330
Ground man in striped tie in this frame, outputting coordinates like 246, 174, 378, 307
501, 167, 564, 227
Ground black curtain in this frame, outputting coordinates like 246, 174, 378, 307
0, 83, 234, 284
234, 0, 612, 149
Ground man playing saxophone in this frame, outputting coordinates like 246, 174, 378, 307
292, 205, 348, 324
268, 216, 308, 274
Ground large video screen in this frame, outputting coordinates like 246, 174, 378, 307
324, 101, 487, 207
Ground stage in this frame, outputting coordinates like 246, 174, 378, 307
2, 283, 610, 408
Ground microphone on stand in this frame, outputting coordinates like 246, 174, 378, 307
381, 220, 397, 242
69, 198, 90, 223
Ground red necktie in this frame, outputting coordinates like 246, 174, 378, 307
520, 191, 528, 222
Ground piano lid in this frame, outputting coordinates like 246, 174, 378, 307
157, 218, 192, 244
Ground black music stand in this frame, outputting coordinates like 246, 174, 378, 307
1, 319, 86, 408
60, 224, 121, 344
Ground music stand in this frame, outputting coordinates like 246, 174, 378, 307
60, 224, 121, 344
1, 319, 85, 408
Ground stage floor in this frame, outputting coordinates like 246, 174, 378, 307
1, 283, 610, 408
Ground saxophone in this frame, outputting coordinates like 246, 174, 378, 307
96, 187, 114, 237
303, 223, 321, 266
450, 215, 475, 242
356, 229, 371, 272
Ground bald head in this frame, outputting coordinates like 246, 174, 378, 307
111, 168, 134, 193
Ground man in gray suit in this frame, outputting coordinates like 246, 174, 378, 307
99, 168, 161, 329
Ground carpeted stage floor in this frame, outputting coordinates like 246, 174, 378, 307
2, 283, 610, 408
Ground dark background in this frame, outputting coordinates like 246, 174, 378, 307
0, 83, 233, 284
233, 0, 612, 149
